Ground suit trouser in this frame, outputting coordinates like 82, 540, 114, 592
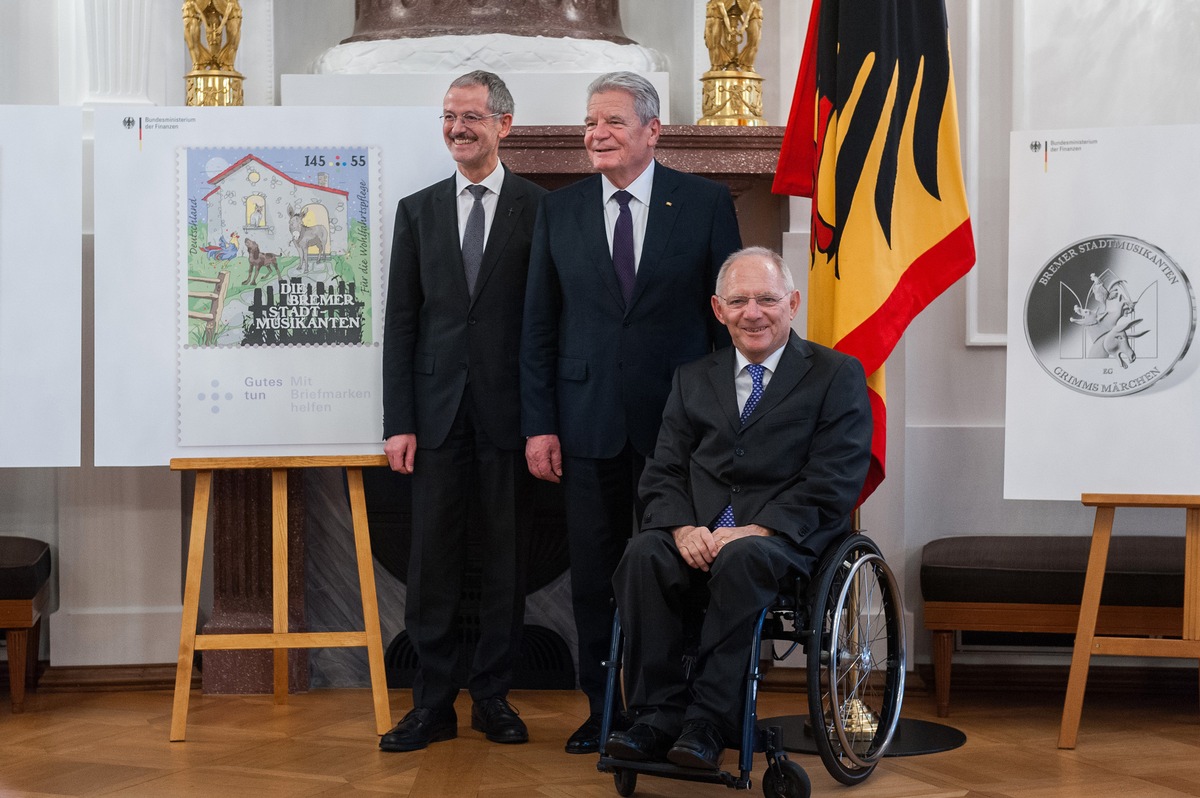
562, 444, 645, 714
407, 397, 531, 710
613, 529, 825, 743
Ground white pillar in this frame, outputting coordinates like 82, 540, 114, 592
57, 0, 157, 105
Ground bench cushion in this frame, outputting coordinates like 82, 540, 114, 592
921, 535, 1183, 607
0, 536, 51, 600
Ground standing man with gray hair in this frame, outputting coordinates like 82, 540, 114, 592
520, 71, 742, 754
381, 70, 546, 752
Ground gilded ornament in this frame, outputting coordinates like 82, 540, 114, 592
183, 0, 244, 106
699, 0, 766, 126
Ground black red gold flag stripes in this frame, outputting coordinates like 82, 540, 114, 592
773, 0, 976, 501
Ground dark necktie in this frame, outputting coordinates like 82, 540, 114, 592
612, 190, 635, 304
715, 364, 767, 529
461, 184, 487, 294
740, 364, 766, 423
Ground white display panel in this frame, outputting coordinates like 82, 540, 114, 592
0, 106, 83, 467
93, 107, 452, 466
1005, 125, 1200, 499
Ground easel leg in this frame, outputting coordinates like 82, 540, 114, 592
1058, 504, 1113, 749
271, 468, 290, 703
347, 467, 393, 734
171, 469, 212, 741
1185, 509, 1200, 714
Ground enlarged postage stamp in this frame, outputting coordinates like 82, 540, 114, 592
177, 146, 384, 446
182, 146, 380, 347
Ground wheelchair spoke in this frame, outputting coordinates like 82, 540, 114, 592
807, 535, 906, 785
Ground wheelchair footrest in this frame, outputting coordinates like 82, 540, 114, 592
597, 756, 749, 788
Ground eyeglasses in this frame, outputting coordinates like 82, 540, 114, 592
439, 112, 503, 126
717, 294, 786, 310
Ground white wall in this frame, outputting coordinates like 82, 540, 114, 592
902, 0, 1200, 671
3, 0, 1197, 670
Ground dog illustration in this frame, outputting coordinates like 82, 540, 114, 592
243, 237, 282, 285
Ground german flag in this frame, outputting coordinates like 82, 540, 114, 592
773, 0, 976, 502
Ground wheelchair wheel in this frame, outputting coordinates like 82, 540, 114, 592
761, 759, 811, 798
613, 768, 636, 796
806, 533, 905, 785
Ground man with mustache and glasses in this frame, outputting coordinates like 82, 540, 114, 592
381, 70, 545, 753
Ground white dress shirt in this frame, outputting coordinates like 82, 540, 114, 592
454, 160, 506, 248
733, 344, 786, 416
600, 159, 655, 273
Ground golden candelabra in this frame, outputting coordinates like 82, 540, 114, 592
699, 0, 766, 126
183, 0, 244, 106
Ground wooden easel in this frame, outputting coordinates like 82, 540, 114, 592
1058, 493, 1200, 749
169, 455, 392, 742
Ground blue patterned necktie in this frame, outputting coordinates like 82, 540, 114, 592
715, 364, 766, 529
461, 184, 487, 294
740, 363, 765, 423
612, 190, 636, 304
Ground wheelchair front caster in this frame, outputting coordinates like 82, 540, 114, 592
613, 768, 637, 796
761, 759, 810, 798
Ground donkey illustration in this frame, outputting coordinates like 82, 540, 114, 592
287, 204, 328, 273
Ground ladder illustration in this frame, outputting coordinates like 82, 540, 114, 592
188, 270, 230, 346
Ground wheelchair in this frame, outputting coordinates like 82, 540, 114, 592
596, 532, 906, 798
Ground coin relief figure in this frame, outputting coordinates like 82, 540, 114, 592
183, 0, 242, 72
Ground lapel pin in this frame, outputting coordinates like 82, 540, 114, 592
666, 201, 673, 206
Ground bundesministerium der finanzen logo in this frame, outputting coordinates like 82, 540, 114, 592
1024, 235, 1195, 396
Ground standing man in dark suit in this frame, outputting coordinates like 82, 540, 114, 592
520, 71, 742, 753
381, 70, 546, 752
605, 247, 872, 769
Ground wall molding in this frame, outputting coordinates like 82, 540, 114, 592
962, 0, 1007, 347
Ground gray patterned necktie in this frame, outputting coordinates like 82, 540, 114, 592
462, 184, 487, 294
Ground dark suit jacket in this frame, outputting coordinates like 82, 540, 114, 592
639, 332, 872, 552
520, 162, 742, 458
383, 166, 546, 451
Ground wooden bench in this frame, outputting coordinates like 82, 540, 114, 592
0, 536, 52, 713
921, 534, 1183, 717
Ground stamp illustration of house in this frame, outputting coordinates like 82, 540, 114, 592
202, 153, 350, 260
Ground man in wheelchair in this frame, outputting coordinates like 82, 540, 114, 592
605, 246, 873, 770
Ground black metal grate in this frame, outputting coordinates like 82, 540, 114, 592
385, 623, 575, 690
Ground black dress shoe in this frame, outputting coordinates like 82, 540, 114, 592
379, 707, 457, 752
565, 713, 605, 754
667, 719, 725, 770
605, 722, 675, 762
471, 697, 528, 744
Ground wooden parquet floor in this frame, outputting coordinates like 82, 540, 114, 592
0, 685, 1198, 797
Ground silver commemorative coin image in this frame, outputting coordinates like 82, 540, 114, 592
1024, 234, 1195, 396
